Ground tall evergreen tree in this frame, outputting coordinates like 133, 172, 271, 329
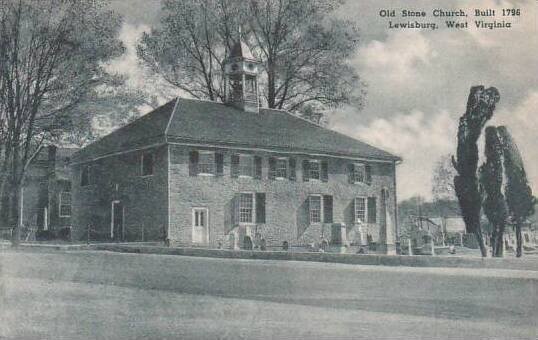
479, 126, 508, 257
452, 86, 500, 257
497, 126, 536, 257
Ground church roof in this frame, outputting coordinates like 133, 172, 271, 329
72, 98, 401, 163
229, 41, 255, 60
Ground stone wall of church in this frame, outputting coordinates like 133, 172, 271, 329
168, 144, 398, 253
70, 145, 169, 242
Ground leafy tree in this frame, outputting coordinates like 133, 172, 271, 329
497, 126, 536, 257
432, 154, 458, 202
137, 0, 362, 118
451, 86, 500, 257
60, 83, 158, 146
479, 126, 508, 257
0, 0, 125, 245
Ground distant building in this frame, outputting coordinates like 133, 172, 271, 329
21, 145, 77, 234
70, 40, 401, 252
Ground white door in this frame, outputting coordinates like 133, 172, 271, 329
192, 208, 209, 245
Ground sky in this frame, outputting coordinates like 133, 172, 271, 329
107, 0, 537, 201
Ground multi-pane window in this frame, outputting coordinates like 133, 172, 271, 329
141, 152, 154, 176
245, 75, 257, 100
198, 152, 215, 175
355, 197, 367, 223
275, 158, 287, 178
59, 192, 71, 217
309, 160, 321, 180
239, 193, 254, 223
239, 155, 254, 177
353, 163, 366, 183
81, 165, 90, 186
309, 195, 322, 224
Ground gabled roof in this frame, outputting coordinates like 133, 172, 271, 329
72, 98, 400, 163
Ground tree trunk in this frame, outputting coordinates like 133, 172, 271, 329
491, 228, 498, 256
267, 59, 276, 108
474, 228, 487, 257
515, 223, 522, 257
9, 146, 22, 247
491, 224, 505, 257
9, 184, 21, 247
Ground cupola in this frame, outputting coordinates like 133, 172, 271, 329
224, 40, 259, 113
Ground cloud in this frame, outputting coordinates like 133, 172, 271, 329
334, 109, 457, 200
106, 23, 179, 108
330, 0, 537, 201
358, 31, 435, 90
106, 23, 150, 88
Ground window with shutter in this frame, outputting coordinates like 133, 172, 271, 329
350, 163, 366, 183
323, 195, 333, 223
189, 151, 199, 176
59, 192, 71, 217
289, 158, 296, 181
367, 197, 377, 223
275, 158, 287, 179
254, 156, 262, 179
198, 151, 215, 175
231, 155, 240, 178
307, 160, 320, 180
255, 193, 266, 223
239, 193, 254, 223
238, 154, 254, 177
215, 153, 224, 176
309, 195, 322, 224
354, 197, 367, 223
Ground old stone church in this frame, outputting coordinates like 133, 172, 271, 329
70, 41, 401, 253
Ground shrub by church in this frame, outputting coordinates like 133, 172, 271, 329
70, 41, 401, 252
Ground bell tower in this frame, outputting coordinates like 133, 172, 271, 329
224, 40, 259, 113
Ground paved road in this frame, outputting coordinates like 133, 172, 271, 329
1, 249, 537, 339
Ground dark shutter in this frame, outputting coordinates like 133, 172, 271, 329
305, 196, 310, 224
215, 153, 224, 176
231, 154, 240, 178
368, 197, 377, 223
232, 193, 240, 226
365, 164, 372, 184
254, 156, 262, 179
289, 158, 296, 181
81, 165, 89, 186
347, 163, 355, 184
321, 160, 328, 182
189, 151, 199, 176
323, 195, 333, 223
268, 157, 276, 180
255, 193, 266, 223
302, 160, 310, 182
